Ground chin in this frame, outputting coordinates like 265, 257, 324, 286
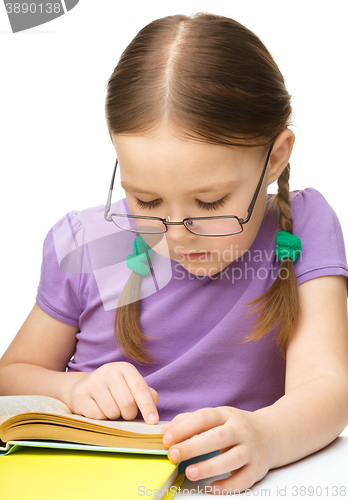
181, 260, 227, 278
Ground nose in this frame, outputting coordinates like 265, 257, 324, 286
165, 215, 198, 242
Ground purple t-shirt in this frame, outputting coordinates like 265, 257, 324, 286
36, 188, 348, 420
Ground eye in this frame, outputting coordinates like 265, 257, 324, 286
134, 198, 161, 210
196, 196, 228, 210
134, 196, 229, 211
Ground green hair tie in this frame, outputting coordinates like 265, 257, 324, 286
126, 234, 154, 276
275, 230, 302, 263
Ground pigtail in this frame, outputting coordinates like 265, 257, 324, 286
243, 163, 300, 356
114, 271, 158, 364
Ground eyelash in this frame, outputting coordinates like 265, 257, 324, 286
134, 196, 228, 211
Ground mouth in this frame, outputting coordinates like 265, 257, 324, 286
176, 251, 211, 261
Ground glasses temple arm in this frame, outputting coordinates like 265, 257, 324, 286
104, 158, 118, 221
241, 144, 274, 224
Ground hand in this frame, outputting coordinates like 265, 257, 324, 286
65, 362, 159, 424
161, 406, 275, 494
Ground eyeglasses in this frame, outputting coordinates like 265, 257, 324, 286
104, 144, 273, 237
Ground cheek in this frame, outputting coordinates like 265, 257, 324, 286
209, 188, 268, 262
209, 233, 252, 262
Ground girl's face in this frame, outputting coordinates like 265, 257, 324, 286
112, 124, 274, 277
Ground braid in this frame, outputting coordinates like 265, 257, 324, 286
277, 164, 293, 233
114, 271, 158, 364
243, 162, 301, 356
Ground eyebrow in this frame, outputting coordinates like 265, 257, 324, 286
120, 180, 238, 195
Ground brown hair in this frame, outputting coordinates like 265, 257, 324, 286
105, 12, 298, 363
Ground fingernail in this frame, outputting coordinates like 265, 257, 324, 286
169, 447, 180, 462
188, 465, 199, 480
147, 413, 157, 424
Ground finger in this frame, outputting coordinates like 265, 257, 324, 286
210, 464, 261, 495
107, 376, 143, 421
123, 368, 159, 424
183, 445, 248, 482
161, 413, 191, 436
91, 385, 122, 420
149, 387, 159, 405
167, 424, 238, 464
78, 395, 111, 420
163, 408, 226, 445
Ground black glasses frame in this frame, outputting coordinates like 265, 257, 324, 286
104, 144, 273, 237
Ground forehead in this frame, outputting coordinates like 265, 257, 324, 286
120, 178, 240, 195
112, 128, 264, 177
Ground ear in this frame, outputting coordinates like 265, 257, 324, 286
266, 129, 295, 186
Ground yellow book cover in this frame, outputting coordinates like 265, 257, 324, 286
0, 446, 185, 500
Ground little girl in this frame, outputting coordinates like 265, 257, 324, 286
1, 12, 348, 494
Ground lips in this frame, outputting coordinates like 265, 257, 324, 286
179, 252, 206, 256
177, 250, 208, 255
176, 251, 211, 261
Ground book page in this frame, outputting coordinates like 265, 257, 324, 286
65, 413, 169, 434
0, 395, 170, 435
0, 395, 72, 422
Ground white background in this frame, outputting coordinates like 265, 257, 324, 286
1, 0, 347, 432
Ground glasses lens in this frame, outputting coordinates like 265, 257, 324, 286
111, 214, 166, 234
185, 217, 242, 236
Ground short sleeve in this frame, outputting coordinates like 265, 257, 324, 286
291, 188, 348, 290
36, 211, 86, 326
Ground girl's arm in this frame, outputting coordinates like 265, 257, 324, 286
161, 275, 348, 493
0, 303, 87, 401
0, 303, 160, 423
255, 273, 348, 466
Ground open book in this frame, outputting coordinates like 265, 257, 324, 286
0, 396, 186, 500
0, 395, 169, 455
